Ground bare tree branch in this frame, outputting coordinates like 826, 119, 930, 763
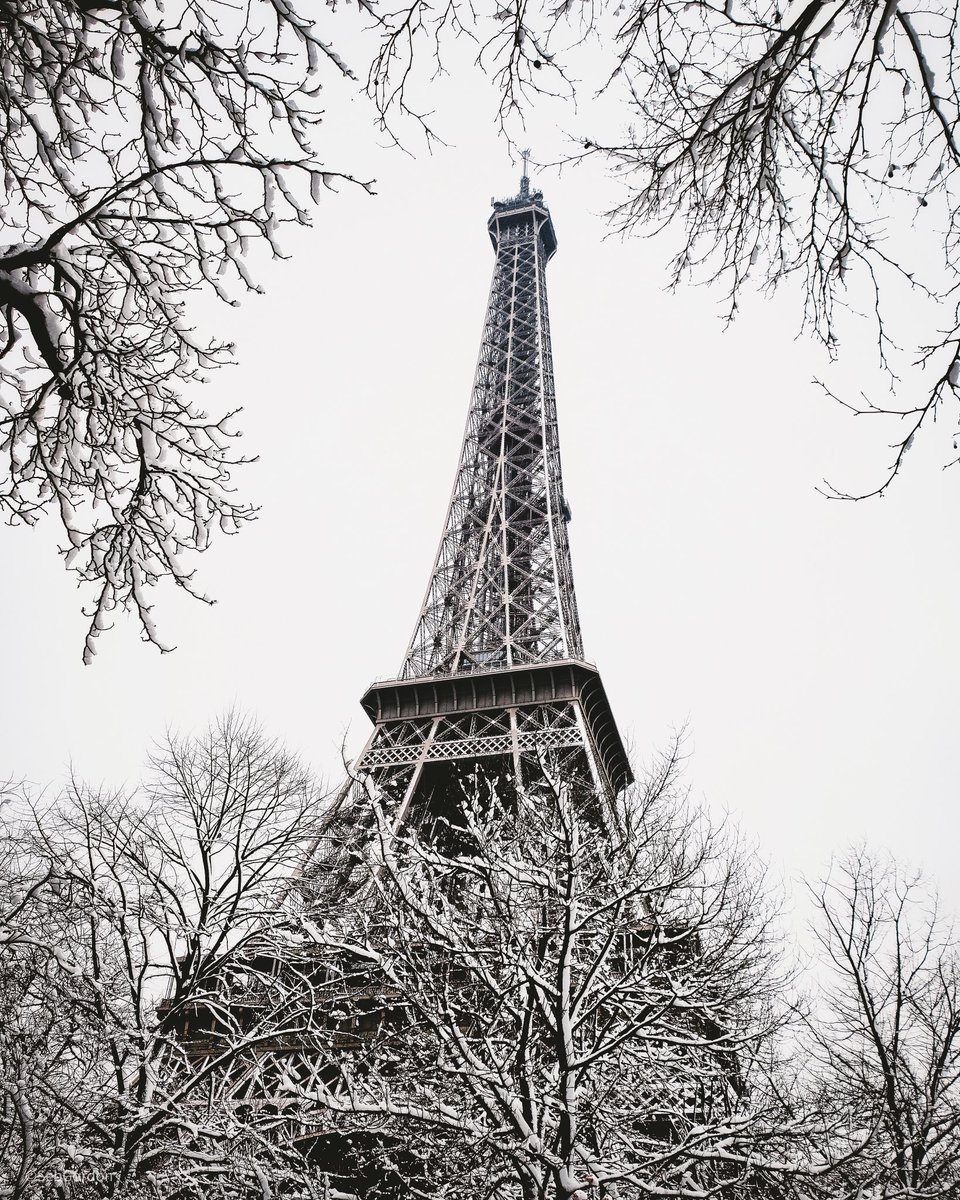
0, 0, 373, 659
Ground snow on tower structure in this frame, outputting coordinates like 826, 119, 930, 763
328, 172, 631, 850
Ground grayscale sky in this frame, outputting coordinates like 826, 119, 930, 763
1, 47, 957, 916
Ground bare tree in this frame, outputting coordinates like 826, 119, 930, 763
808, 849, 960, 1199
17, 723, 960, 1198
0, 716, 333, 1197
0, 0, 372, 659
290, 750, 806, 1200
0, 817, 86, 1198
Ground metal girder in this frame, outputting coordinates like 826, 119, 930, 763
315, 184, 633, 871
309, 180, 632, 900
400, 190, 582, 679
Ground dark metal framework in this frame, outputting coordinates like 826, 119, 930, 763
325, 173, 631, 847
402, 188, 577, 678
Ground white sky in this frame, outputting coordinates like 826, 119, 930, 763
1, 39, 957, 919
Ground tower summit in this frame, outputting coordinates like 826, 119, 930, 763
329, 172, 631, 852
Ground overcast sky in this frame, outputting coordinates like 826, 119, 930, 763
1, 45, 957, 919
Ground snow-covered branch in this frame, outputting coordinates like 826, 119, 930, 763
292, 749, 807, 1199
0, 0, 373, 657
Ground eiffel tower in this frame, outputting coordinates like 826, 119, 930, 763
317, 164, 631, 875
171, 173, 739, 1199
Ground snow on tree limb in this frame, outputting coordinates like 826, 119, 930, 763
288, 749, 809, 1199
0, 0, 373, 658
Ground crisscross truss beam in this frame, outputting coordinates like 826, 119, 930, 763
312, 694, 610, 906
401, 193, 582, 679
309, 187, 632, 900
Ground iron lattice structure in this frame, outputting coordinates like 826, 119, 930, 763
318, 174, 631, 866
170, 179, 735, 1200
402, 182, 580, 678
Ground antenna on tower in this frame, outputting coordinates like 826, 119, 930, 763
519, 148, 531, 198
